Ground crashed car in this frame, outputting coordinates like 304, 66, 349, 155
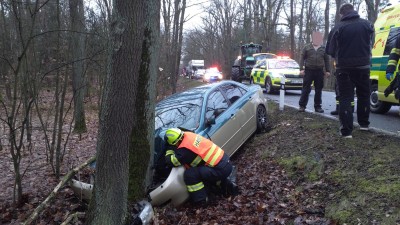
71, 80, 268, 213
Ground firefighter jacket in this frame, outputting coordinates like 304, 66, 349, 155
386, 36, 400, 74
299, 43, 330, 73
165, 132, 228, 168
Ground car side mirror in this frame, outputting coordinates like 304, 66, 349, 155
206, 116, 216, 126
214, 108, 225, 117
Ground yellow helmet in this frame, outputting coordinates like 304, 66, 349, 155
165, 128, 184, 145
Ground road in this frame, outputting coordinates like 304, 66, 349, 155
264, 89, 400, 134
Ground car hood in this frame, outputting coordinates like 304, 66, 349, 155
269, 68, 300, 75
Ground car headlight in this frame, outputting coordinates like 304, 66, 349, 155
218, 74, 223, 79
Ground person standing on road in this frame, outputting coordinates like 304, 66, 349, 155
326, 3, 374, 138
298, 31, 331, 113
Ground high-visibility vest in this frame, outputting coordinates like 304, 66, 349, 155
178, 132, 224, 167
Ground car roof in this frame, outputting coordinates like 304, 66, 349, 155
262, 57, 296, 62
253, 53, 278, 57
157, 81, 249, 108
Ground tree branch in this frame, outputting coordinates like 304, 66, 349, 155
22, 156, 96, 225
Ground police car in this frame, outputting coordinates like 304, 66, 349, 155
250, 56, 302, 94
370, 3, 400, 114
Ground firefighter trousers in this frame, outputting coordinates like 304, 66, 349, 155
184, 160, 233, 203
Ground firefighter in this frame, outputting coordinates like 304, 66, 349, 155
386, 36, 400, 82
385, 35, 400, 115
164, 128, 234, 206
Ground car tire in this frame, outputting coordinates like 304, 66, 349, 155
265, 77, 274, 94
231, 67, 240, 82
256, 105, 268, 133
370, 83, 391, 114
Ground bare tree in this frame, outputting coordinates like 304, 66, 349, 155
365, 0, 381, 23
205, 0, 238, 79
85, 0, 147, 223
258, 0, 284, 51
70, 0, 87, 134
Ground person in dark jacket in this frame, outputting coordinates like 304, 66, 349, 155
164, 128, 234, 206
298, 31, 331, 113
326, 3, 374, 138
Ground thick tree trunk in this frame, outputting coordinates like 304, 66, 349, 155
128, 0, 160, 201
85, 0, 146, 224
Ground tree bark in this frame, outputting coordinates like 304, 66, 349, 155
85, 0, 146, 224
128, 0, 160, 202
70, 0, 87, 134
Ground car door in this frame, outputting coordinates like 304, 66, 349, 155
204, 88, 242, 156
251, 60, 267, 85
220, 83, 256, 147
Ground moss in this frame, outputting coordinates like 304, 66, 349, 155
325, 199, 354, 223
358, 178, 400, 197
278, 156, 324, 181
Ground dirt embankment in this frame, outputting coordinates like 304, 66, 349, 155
153, 96, 400, 224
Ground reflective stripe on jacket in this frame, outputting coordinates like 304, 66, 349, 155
178, 132, 224, 167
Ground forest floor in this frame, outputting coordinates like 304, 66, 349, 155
1, 77, 400, 225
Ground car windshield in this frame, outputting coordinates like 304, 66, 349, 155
268, 60, 299, 69
155, 98, 203, 131
254, 54, 277, 62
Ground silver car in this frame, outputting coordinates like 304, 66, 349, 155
71, 80, 268, 212
150, 80, 268, 206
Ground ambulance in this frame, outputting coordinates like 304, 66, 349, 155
250, 56, 302, 94
370, 4, 400, 113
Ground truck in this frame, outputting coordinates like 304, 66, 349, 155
187, 60, 205, 79
370, 4, 400, 114
231, 42, 263, 83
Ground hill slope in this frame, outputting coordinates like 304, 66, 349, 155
153, 99, 400, 225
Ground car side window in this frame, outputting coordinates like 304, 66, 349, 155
221, 84, 244, 104
206, 90, 229, 119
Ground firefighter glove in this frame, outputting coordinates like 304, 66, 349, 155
386, 73, 394, 81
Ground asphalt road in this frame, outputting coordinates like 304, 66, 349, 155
264, 89, 400, 135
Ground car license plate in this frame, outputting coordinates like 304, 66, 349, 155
290, 79, 302, 84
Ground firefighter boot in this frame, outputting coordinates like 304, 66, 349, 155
221, 178, 239, 197
330, 104, 339, 115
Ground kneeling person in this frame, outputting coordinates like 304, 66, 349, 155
164, 128, 233, 205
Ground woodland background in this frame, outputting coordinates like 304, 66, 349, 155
0, 0, 388, 224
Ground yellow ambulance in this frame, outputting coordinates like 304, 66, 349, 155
250, 56, 302, 94
370, 4, 400, 113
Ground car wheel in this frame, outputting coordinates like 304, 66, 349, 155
256, 105, 268, 133
265, 77, 274, 94
370, 83, 391, 114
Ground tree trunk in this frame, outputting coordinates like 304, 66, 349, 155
128, 0, 160, 202
365, 0, 380, 24
85, 0, 146, 224
289, 0, 295, 58
70, 0, 87, 134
